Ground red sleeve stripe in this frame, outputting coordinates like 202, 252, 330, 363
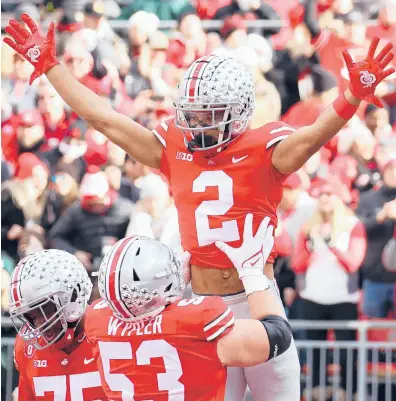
206, 315, 235, 341
266, 135, 290, 149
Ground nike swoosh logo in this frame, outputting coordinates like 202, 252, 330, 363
84, 358, 95, 365
232, 155, 248, 164
93, 300, 108, 310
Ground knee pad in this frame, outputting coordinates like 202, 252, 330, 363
260, 315, 292, 360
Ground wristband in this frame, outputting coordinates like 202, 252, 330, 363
333, 92, 359, 120
242, 274, 272, 296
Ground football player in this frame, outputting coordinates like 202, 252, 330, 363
85, 214, 292, 400
4, 14, 394, 400
8, 249, 107, 401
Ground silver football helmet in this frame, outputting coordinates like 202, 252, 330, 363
9, 250, 92, 349
174, 54, 256, 154
98, 236, 185, 322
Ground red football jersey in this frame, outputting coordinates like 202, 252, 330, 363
152, 119, 295, 268
85, 296, 235, 401
14, 332, 106, 401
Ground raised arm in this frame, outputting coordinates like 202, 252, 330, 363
272, 37, 395, 174
3, 14, 162, 168
215, 215, 292, 367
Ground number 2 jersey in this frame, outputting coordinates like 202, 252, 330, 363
14, 332, 106, 401
85, 296, 235, 401
152, 119, 295, 268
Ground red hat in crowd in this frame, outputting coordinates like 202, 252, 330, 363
17, 110, 44, 127
14, 153, 49, 180
221, 14, 247, 38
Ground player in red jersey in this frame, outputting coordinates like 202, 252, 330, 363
4, 14, 394, 400
8, 249, 107, 401
85, 215, 292, 401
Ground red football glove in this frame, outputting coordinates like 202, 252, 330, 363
3, 14, 59, 85
343, 36, 395, 108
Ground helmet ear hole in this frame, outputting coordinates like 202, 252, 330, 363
133, 269, 140, 281
164, 283, 173, 292
136, 247, 140, 256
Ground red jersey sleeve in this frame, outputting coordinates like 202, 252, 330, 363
201, 296, 235, 342
151, 119, 173, 180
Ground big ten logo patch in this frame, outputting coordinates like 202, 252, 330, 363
176, 152, 193, 162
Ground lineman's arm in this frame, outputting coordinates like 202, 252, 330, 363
46, 66, 162, 168
217, 287, 286, 367
215, 215, 292, 367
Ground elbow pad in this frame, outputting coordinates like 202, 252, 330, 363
260, 315, 292, 360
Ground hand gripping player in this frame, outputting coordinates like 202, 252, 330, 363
4, 14, 394, 401
8, 249, 107, 401
84, 215, 292, 401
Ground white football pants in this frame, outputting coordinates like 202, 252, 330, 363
194, 280, 301, 401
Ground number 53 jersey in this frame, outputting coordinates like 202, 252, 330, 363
13, 332, 106, 401
85, 296, 235, 401
152, 119, 295, 268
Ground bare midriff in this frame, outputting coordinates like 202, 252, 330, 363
191, 263, 274, 295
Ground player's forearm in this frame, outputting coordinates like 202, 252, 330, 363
273, 89, 360, 174
46, 65, 113, 125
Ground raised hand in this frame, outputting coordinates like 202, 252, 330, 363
343, 36, 395, 107
3, 14, 59, 84
215, 214, 274, 275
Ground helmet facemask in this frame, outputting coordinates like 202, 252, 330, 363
174, 98, 249, 154
10, 285, 88, 350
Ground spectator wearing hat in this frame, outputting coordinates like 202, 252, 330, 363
214, 0, 281, 37
219, 14, 248, 51
48, 166, 133, 272
1, 153, 63, 262
357, 157, 396, 318
56, 13, 84, 55
282, 66, 339, 127
292, 180, 366, 399
16, 109, 46, 158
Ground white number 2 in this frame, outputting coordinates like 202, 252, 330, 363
193, 171, 239, 246
33, 372, 101, 401
98, 340, 184, 401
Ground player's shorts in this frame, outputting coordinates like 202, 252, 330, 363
193, 280, 301, 401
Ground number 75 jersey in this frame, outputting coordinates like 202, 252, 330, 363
13, 333, 106, 401
85, 296, 235, 401
153, 119, 295, 268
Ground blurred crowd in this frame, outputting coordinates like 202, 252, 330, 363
1, 0, 396, 396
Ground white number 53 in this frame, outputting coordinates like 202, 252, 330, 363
99, 339, 184, 401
